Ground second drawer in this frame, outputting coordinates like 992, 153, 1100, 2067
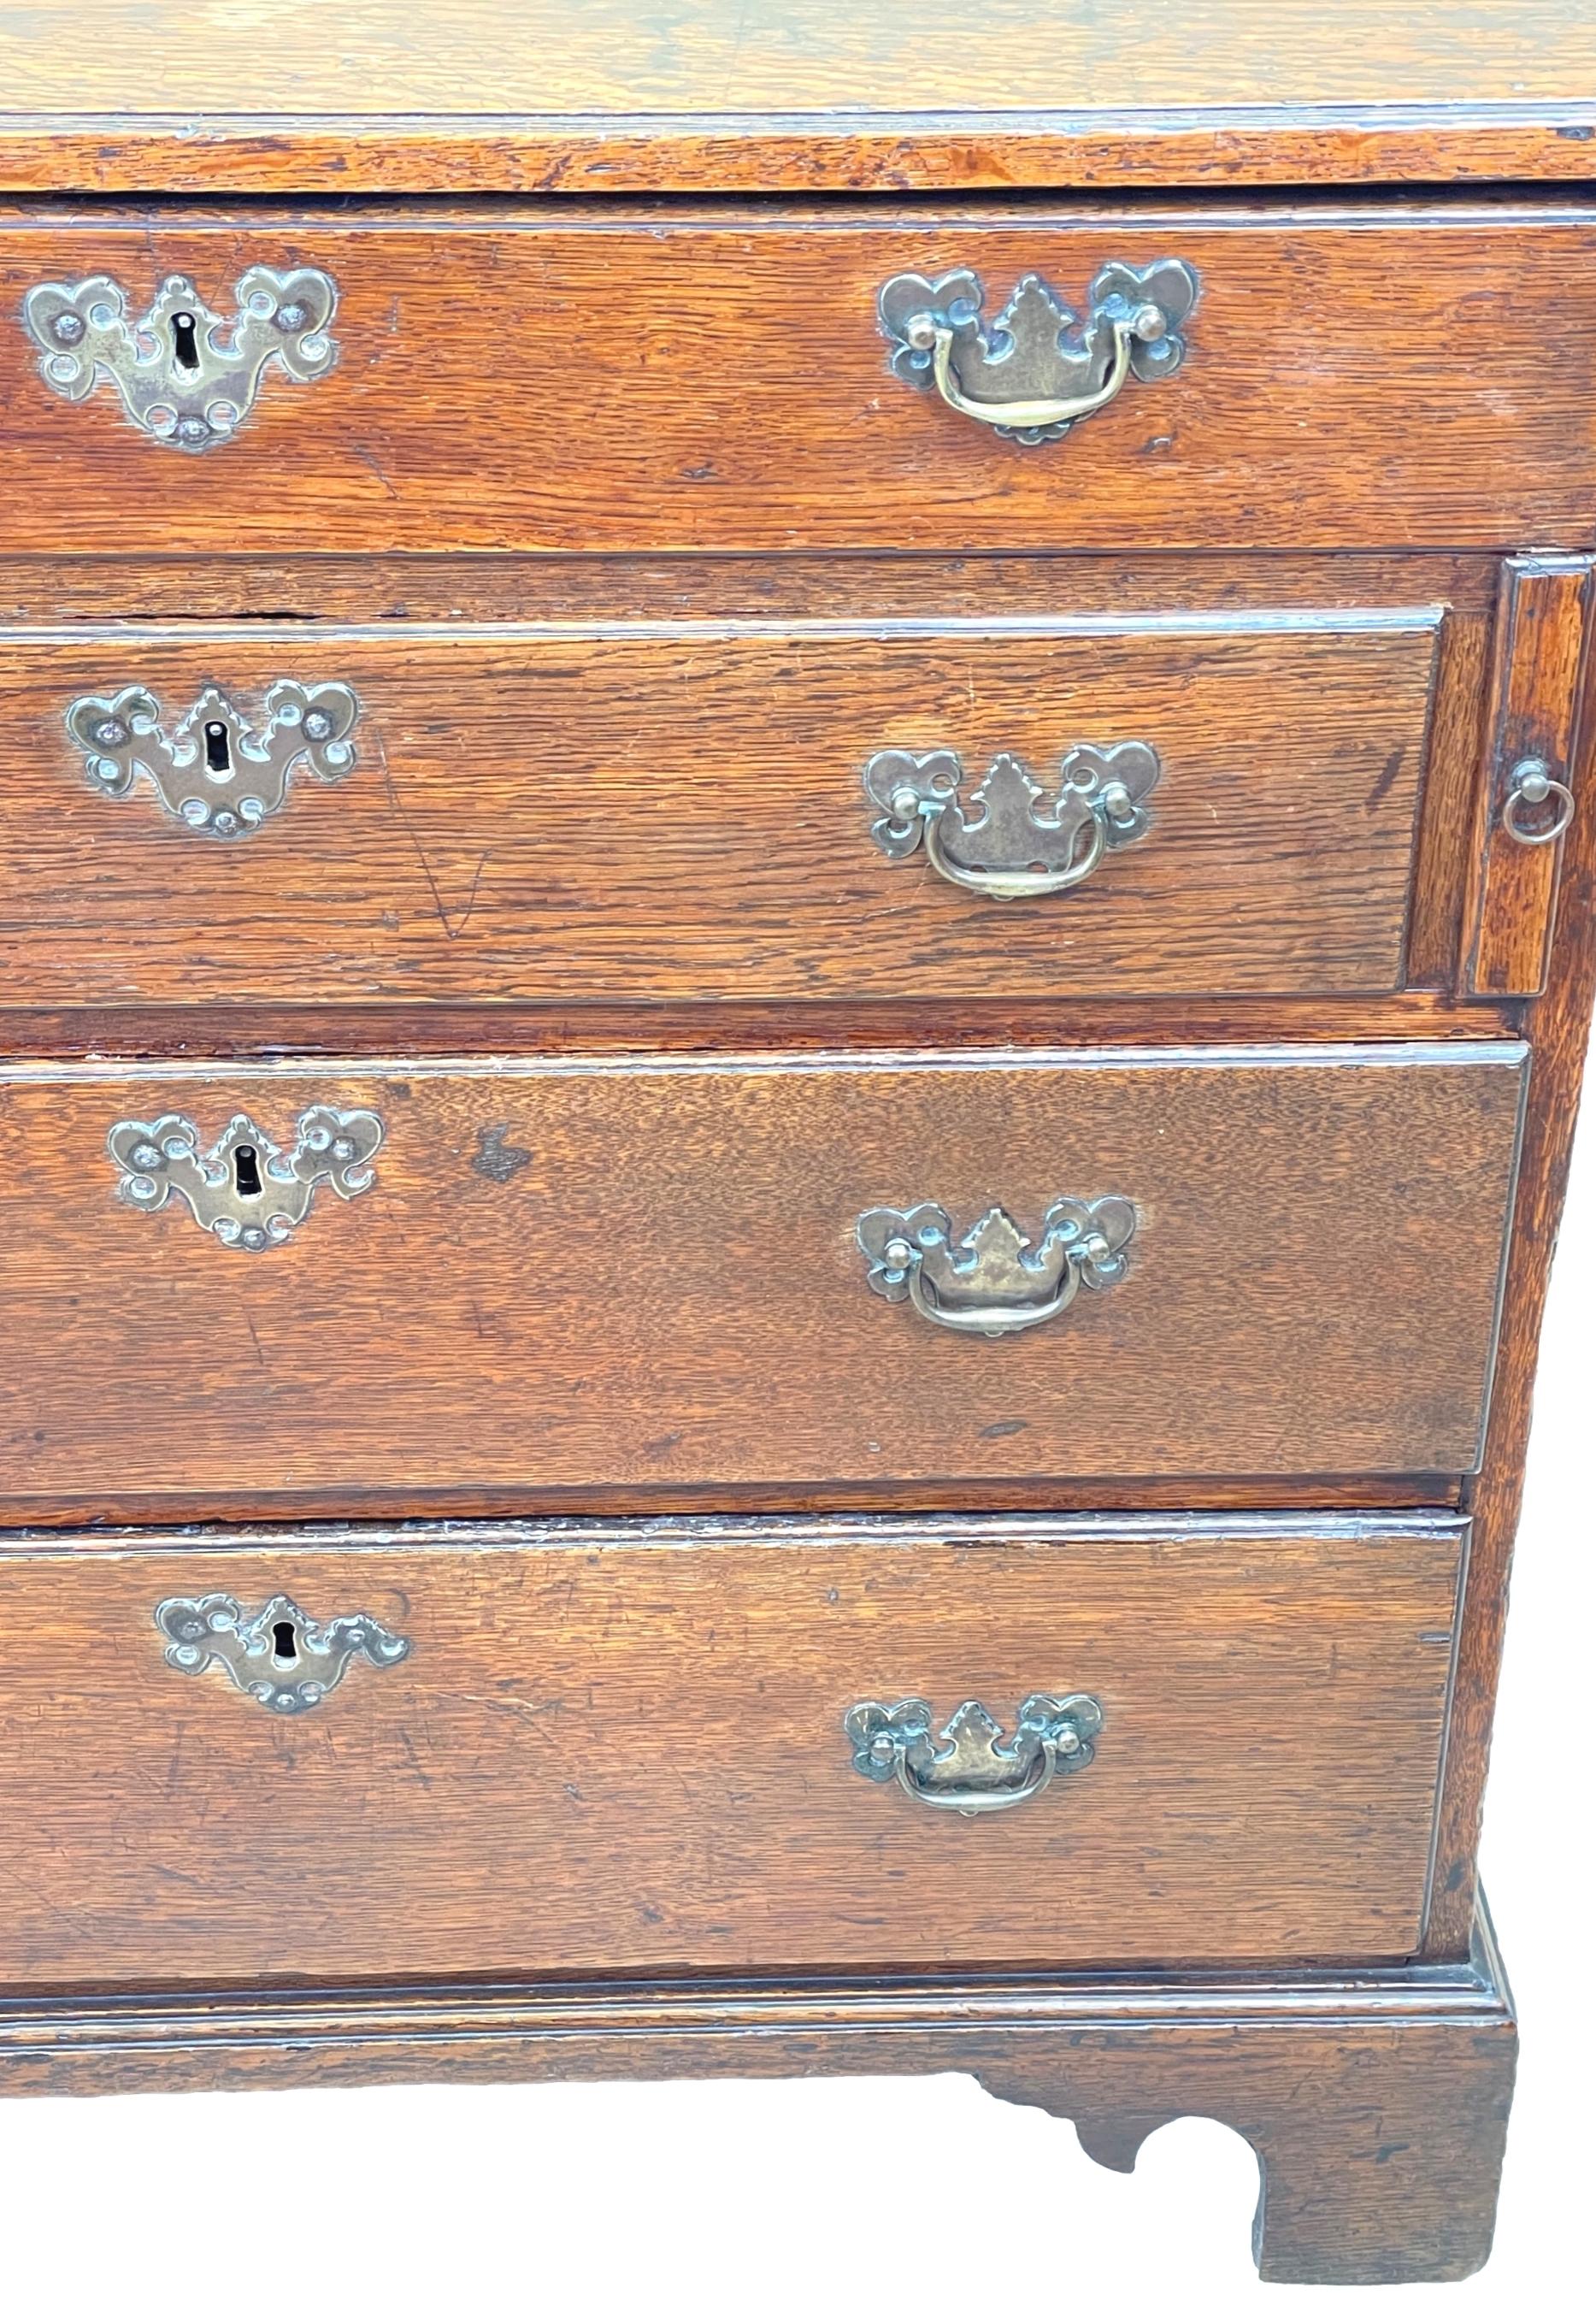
0, 606, 1441, 1005
0, 1043, 1525, 1514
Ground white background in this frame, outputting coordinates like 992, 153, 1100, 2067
3, 1086, 1591, 2314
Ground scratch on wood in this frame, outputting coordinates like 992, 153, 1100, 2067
351, 442, 400, 500
375, 726, 487, 941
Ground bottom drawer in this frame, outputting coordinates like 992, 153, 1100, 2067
0, 1513, 1463, 1986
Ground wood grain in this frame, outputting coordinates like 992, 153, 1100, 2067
5, 114, 1595, 201
0, 1513, 1463, 1982
0, 546, 1500, 627
0, 1045, 1526, 1514
3, 1477, 1467, 1525
0, 1916, 1516, 2286
0, 610, 1442, 1007
0, 0, 1592, 194
3, 209, 1596, 554
3, 1, 1591, 116
0, 997, 1524, 1070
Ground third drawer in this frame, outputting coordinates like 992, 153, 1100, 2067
0, 1042, 1526, 1516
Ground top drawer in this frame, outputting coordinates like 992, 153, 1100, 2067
3, 207, 1595, 555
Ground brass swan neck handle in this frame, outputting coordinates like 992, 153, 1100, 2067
865, 741, 1161, 899
916, 298, 1139, 434
857, 1197, 1137, 1337
846, 1694, 1104, 1814
879, 259, 1198, 445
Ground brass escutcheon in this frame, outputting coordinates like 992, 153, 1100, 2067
109, 1106, 382, 1251
67, 680, 360, 837
157, 1594, 409, 1714
22, 266, 339, 449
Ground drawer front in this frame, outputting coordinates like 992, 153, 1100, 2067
0, 609, 1442, 1006
2, 210, 1594, 553
0, 1514, 1465, 1983
0, 1047, 1523, 1513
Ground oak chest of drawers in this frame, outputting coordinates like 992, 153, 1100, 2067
3, 0, 1594, 2286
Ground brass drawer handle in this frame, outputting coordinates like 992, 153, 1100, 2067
846, 1695, 1103, 1814
158, 1593, 409, 1715
67, 680, 360, 837
109, 1106, 382, 1251
865, 742, 1160, 898
1502, 757, 1576, 846
878, 260, 1198, 445
22, 266, 338, 450
858, 1197, 1135, 1336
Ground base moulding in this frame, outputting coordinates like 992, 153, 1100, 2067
0, 1900, 1518, 2285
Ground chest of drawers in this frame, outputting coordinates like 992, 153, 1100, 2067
3, 0, 1594, 2286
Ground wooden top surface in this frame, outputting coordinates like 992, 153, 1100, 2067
2, 0, 1593, 195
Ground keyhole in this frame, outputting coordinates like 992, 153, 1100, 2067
171, 310, 201, 370
271, 1620, 299, 1666
233, 1143, 262, 1199
204, 720, 232, 773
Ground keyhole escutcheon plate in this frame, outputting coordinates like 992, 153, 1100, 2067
22, 267, 339, 450
109, 1106, 383, 1249
67, 679, 360, 837
157, 1594, 410, 1713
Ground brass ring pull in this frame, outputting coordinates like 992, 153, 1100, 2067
879, 260, 1198, 445
846, 1695, 1104, 1815
865, 742, 1159, 898
858, 1197, 1137, 1337
1502, 758, 1576, 847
